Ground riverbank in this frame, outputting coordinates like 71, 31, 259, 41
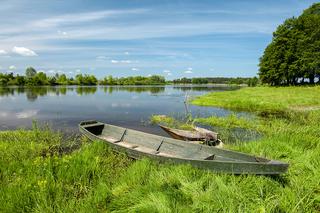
192, 86, 320, 117
1, 86, 320, 212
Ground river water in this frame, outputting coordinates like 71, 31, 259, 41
0, 85, 240, 136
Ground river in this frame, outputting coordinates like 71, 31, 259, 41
0, 85, 239, 136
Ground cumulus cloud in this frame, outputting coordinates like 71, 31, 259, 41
75, 69, 81, 73
0, 50, 7, 55
167, 73, 172, 76
131, 68, 139, 71
12, 46, 37, 56
9, 65, 16, 70
124, 51, 129, 55
163, 69, 171, 73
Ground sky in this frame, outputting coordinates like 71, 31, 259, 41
0, 0, 318, 79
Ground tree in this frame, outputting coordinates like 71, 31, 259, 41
259, 3, 320, 85
25, 67, 37, 79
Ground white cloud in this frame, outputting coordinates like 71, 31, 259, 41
184, 70, 193, 74
147, 74, 152, 77
9, 65, 16, 70
124, 51, 129, 55
75, 69, 81, 73
163, 69, 171, 73
0, 50, 7, 55
32, 9, 146, 28
187, 67, 193, 70
131, 68, 139, 71
167, 73, 172, 76
111, 59, 132, 64
12, 46, 37, 56
58, 30, 68, 36
96, 56, 108, 60
68, 71, 73, 74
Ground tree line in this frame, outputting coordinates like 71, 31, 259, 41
0, 67, 98, 86
0, 67, 166, 86
171, 77, 259, 86
0, 67, 259, 86
259, 3, 320, 85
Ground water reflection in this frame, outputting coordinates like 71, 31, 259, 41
102, 86, 166, 94
76, 87, 97, 95
0, 85, 242, 135
0, 86, 238, 102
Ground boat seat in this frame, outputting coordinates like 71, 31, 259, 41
159, 139, 214, 160
118, 141, 138, 149
100, 136, 119, 143
157, 152, 175, 158
118, 141, 160, 155
122, 129, 164, 150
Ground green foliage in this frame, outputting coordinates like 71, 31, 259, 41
75, 74, 98, 85
25, 67, 37, 79
172, 77, 258, 85
259, 3, 320, 85
99, 75, 165, 85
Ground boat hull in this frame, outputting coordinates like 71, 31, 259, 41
79, 121, 288, 175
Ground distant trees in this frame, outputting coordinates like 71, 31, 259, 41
172, 77, 258, 86
0, 67, 259, 87
99, 75, 165, 85
259, 3, 320, 85
25, 67, 37, 79
75, 74, 97, 85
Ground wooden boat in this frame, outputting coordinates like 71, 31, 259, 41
159, 124, 219, 141
79, 120, 289, 174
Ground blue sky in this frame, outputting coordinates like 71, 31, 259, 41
0, 0, 318, 79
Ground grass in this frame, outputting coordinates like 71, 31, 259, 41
192, 86, 320, 116
1, 86, 320, 212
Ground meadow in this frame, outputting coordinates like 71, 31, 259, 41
1, 86, 320, 212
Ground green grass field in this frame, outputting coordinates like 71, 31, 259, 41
192, 86, 320, 116
1, 86, 320, 212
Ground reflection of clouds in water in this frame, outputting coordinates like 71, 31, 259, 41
131, 95, 139, 100
111, 103, 131, 108
0, 111, 8, 117
16, 110, 38, 119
